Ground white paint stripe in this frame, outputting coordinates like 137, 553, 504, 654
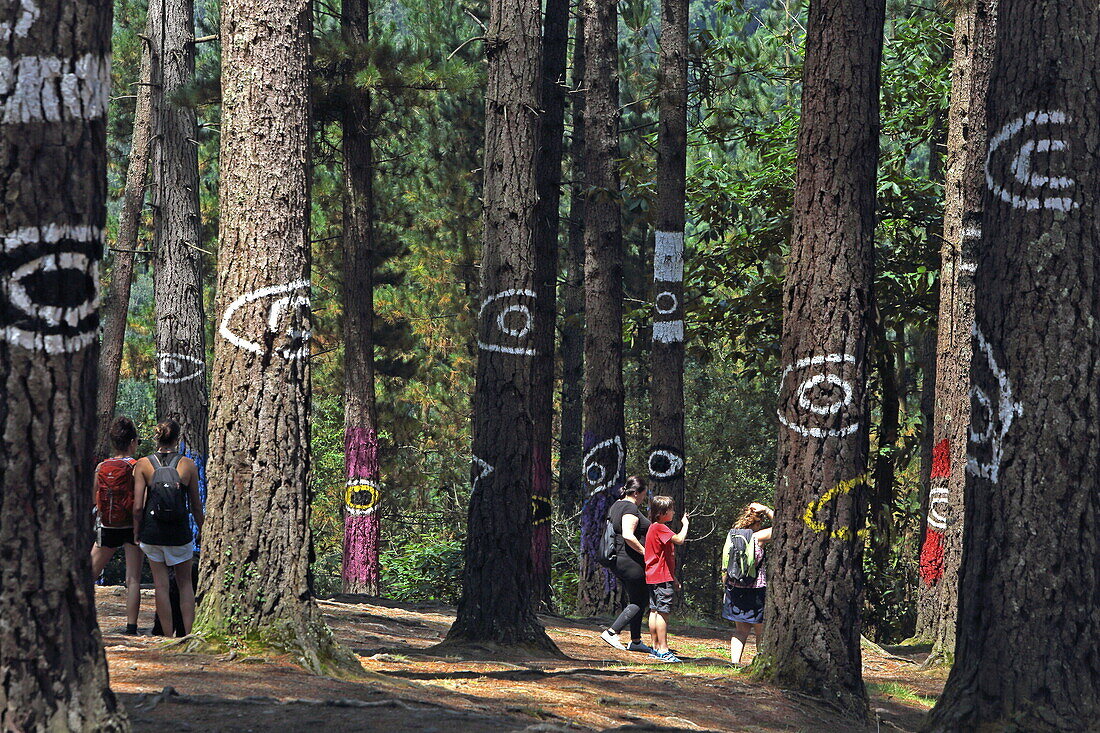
965, 325, 1022, 484
961, 226, 981, 240
0, 0, 40, 41
780, 352, 856, 382
652, 320, 684, 343
958, 262, 977, 274
0, 54, 111, 123
3, 224, 103, 252
927, 487, 949, 530
776, 410, 860, 439
472, 456, 494, 493
654, 231, 684, 282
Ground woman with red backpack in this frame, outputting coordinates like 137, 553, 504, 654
90, 416, 145, 635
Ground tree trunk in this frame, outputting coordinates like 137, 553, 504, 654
752, 0, 884, 719
913, 0, 995, 665
926, 2, 1100, 728
0, 0, 128, 728
444, 0, 554, 649
150, 0, 209, 525
650, 0, 687, 521
558, 9, 586, 522
577, 0, 625, 616
529, 0, 569, 611
340, 0, 381, 596
96, 33, 155, 460
193, 0, 355, 674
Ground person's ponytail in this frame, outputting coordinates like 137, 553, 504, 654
621, 475, 648, 499
153, 419, 180, 447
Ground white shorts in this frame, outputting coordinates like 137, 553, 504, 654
140, 541, 195, 567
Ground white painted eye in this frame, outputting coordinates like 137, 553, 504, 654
478, 289, 537, 356
2, 225, 102, 353
157, 353, 205, 384
219, 280, 312, 360
776, 353, 859, 439
985, 110, 1077, 212
648, 447, 684, 481
583, 436, 624, 496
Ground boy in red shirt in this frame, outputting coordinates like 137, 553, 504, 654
644, 495, 690, 663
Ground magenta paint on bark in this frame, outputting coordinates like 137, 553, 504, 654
343, 426, 380, 589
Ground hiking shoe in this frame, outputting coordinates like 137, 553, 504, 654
627, 640, 655, 654
649, 650, 682, 663
600, 629, 626, 650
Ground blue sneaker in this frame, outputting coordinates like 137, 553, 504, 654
649, 650, 682, 663
627, 640, 655, 654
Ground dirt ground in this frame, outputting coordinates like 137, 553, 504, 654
97, 586, 947, 732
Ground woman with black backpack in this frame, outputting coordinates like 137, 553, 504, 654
598, 476, 655, 654
133, 419, 204, 636
721, 502, 773, 665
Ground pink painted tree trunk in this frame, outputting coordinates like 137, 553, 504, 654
342, 427, 380, 591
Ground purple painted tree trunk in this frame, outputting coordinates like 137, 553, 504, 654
343, 427, 380, 590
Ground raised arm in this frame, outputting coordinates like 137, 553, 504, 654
621, 513, 645, 554
671, 512, 691, 545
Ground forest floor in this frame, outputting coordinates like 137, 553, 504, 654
98, 586, 947, 732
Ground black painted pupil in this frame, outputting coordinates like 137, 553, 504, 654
651, 454, 671, 472
656, 293, 676, 311
20, 269, 93, 308
586, 465, 603, 482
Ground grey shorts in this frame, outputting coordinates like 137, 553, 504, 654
649, 581, 675, 614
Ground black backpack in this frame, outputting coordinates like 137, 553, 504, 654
597, 511, 618, 568
145, 453, 189, 526
724, 528, 758, 585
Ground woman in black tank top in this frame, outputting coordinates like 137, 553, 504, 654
599, 476, 655, 654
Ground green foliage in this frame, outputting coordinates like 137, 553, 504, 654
380, 532, 465, 605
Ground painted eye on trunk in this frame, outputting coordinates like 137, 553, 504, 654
2, 225, 102, 354
777, 353, 860, 439
985, 110, 1078, 212
583, 436, 624, 496
345, 478, 380, 516
157, 353, 205, 384
219, 280, 312, 360
477, 288, 537, 356
647, 446, 684, 482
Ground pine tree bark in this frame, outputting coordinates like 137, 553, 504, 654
913, 0, 995, 664
926, 2, 1100, 728
444, 0, 555, 649
340, 0, 381, 596
558, 10, 586, 520
752, 0, 884, 719
96, 33, 154, 460
649, 0, 687, 518
0, 0, 128, 728
151, 0, 209, 510
193, 0, 355, 673
577, 0, 625, 616
529, 0, 569, 611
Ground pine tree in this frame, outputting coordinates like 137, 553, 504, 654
444, 0, 555, 648
752, 0, 885, 719
193, 0, 356, 673
577, 0, 627, 616
927, 1, 1100, 727
913, 0, 996, 665
0, 0, 127, 727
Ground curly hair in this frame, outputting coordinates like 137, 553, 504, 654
153, 419, 180, 447
733, 504, 769, 530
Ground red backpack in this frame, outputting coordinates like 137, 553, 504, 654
95, 457, 136, 527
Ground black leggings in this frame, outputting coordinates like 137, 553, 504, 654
609, 573, 649, 641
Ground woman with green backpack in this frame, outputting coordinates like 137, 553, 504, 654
721, 502, 773, 665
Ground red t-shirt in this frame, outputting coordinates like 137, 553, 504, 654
644, 522, 676, 584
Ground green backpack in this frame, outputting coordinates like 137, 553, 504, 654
724, 529, 757, 585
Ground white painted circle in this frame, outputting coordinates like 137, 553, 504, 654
160, 355, 182, 378
655, 291, 678, 315
497, 304, 532, 339
797, 374, 852, 415
648, 449, 684, 480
